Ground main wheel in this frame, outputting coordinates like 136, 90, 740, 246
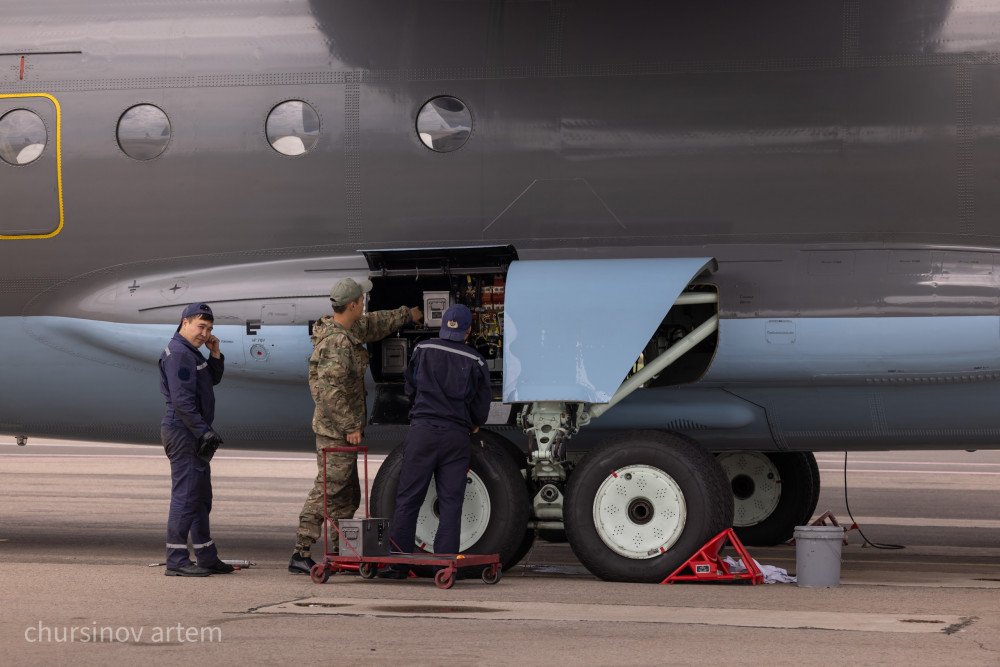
358, 563, 377, 579
564, 430, 733, 583
801, 452, 821, 526
370, 436, 530, 574
477, 429, 536, 568
718, 451, 816, 546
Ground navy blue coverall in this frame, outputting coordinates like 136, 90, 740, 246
389, 338, 492, 556
158, 333, 224, 569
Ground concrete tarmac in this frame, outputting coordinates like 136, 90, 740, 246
2, 439, 1000, 665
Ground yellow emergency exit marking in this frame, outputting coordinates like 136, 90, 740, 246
0, 93, 64, 239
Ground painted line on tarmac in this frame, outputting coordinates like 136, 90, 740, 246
844, 516, 1000, 529
765, 555, 1000, 575
814, 458, 1000, 468
0, 453, 322, 461
256, 597, 966, 633
0, 445, 380, 463
0, 441, 147, 449
0, 453, 168, 459
817, 467, 1000, 476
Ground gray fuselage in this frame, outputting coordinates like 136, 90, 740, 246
1, 0, 998, 452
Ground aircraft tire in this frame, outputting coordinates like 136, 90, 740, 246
801, 452, 821, 526
564, 430, 733, 583
477, 429, 537, 568
719, 451, 816, 546
476, 428, 528, 468
370, 437, 530, 575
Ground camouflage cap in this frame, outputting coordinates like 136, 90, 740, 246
330, 277, 373, 306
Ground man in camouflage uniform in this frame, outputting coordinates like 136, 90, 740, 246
289, 277, 423, 574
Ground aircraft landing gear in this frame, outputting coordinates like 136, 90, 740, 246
476, 429, 537, 567
564, 430, 733, 583
718, 451, 820, 546
370, 436, 530, 575
15, 435, 27, 446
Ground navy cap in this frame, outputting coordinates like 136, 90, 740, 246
181, 302, 213, 321
439, 304, 472, 341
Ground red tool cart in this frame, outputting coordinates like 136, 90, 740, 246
309, 446, 502, 590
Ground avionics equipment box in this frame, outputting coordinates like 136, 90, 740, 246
338, 518, 391, 557
381, 338, 408, 374
423, 290, 453, 327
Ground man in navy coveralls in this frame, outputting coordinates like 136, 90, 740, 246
381, 304, 492, 578
158, 302, 233, 577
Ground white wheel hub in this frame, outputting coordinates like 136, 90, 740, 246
413, 472, 491, 552
592, 464, 686, 559
717, 452, 781, 527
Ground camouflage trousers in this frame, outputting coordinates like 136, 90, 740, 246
294, 435, 362, 556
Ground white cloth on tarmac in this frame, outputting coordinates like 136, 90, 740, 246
723, 556, 796, 584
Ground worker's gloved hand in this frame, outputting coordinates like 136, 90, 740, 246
197, 430, 224, 462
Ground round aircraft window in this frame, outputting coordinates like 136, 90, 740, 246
0, 109, 47, 165
266, 100, 319, 156
117, 104, 171, 160
416, 96, 472, 152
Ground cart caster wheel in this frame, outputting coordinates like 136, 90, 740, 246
434, 569, 455, 590
359, 563, 377, 579
310, 564, 330, 584
482, 566, 502, 585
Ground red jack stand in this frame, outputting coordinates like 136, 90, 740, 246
661, 528, 764, 585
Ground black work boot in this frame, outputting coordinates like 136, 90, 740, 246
288, 551, 316, 575
204, 560, 235, 574
165, 564, 211, 577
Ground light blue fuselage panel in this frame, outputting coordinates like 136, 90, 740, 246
502, 258, 716, 403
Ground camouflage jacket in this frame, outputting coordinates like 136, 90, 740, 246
309, 306, 411, 439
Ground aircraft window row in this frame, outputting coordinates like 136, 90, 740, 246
0, 109, 47, 166
416, 96, 471, 152
266, 100, 320, 156
117, 104, 171, 160
1, 95, 472, 166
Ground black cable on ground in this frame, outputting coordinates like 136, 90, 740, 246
842, 451, 905, 550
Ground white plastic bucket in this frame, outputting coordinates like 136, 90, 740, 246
794, 525, 844, 587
